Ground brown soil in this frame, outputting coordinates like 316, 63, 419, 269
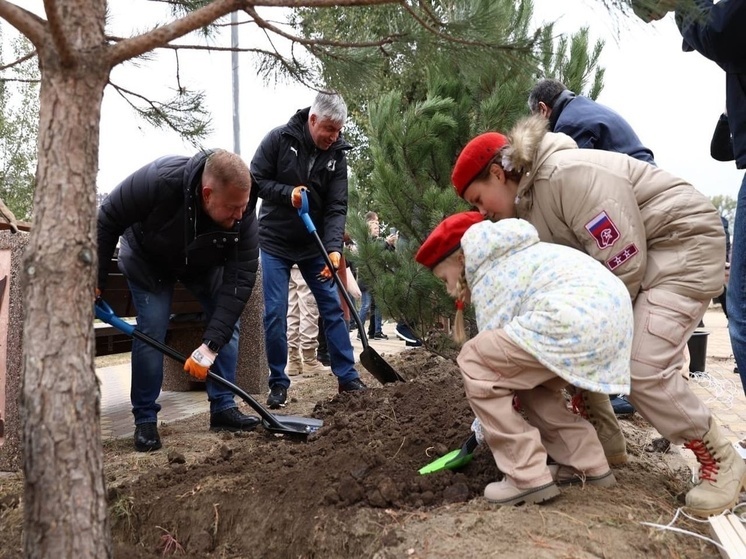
0, 348, 719, 558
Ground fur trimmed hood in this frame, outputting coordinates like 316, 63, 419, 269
502, 114, 550, 175
505, 115, 579, 205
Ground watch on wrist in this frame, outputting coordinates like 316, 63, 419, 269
203, 339, 220, 353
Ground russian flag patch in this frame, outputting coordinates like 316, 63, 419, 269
584, 210, 621, 250
606, 243, 639, 271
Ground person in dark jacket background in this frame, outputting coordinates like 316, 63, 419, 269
97, 149, 261, 452
527, 78, 656, 165
634, 0, 746, 395
251, 91, 366, 409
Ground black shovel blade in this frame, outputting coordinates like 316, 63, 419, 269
360, 347, 405, 384
262, 415, 324, 436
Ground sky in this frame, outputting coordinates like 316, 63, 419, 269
15, 0, 745, 200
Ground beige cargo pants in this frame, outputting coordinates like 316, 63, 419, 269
458, 329, 610, 488
287, 265, 320, 352
625, 287, 711, 442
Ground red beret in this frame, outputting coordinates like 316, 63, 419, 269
451, 132, 509, 197
415, 212, 485, 270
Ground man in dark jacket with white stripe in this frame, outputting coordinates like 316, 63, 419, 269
98, 149, 260, 452
251, 91, 366, 409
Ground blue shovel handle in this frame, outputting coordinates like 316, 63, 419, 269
94, 298, 135, 335
297, 189, 316, 234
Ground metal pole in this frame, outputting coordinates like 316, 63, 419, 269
231, 11, 240, 155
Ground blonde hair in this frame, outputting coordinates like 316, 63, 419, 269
203, 149, 251, 191
439, 249, 469, 345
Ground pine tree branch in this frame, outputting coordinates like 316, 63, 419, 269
0, 77, 39, 83
0, 50, 37, 71
252, 0, 400, 5
43, 0, 75, 67
245, 6, 401, 48
0, 1, 47, 48
107, 0, 244, 66
107, 35, 282, 53
401, 2, 528, 50
110, 81, 209, 139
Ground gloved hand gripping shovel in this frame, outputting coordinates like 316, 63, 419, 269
95, 299, 323, 438
297, 190, 404, 384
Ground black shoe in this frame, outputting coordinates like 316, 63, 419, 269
373, 332, 388, 340
210, 407, 261, 432
317, 352, 331, 367
134, 423, 161, 452
267, 385, 288, 409
339, 378, 367, 393
610, 395, 635, 416
395, 323, 421, 344
406, 340, 423, 347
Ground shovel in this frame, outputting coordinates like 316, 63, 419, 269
297, 190, 405, 385
418, 433, 479, 475
94, 299, 323, 438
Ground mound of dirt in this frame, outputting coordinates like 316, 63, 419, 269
0, 348, 720, 558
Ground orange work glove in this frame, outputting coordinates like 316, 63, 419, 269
291, 186, 307, 209
318, 251, 341, 281
183, 343, 217, 381
95, 287, 102, 301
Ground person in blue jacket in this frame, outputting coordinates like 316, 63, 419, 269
527, 78, 655, 165
635, 0, 746, 394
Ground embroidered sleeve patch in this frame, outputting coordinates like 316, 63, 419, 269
606, 243, 639, 271
585, 210, 621, 250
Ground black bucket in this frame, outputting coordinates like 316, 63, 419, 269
687, 329, 710, 374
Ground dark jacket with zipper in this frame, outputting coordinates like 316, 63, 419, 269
548, 90, 656, 165
250, 107, 352, 261
97, 150, 259, 349
677, 0, 746, 169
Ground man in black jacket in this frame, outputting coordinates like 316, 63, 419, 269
251, 91, 366, 409
98, 149, 261, 452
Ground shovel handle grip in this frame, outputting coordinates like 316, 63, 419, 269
297, 189, 316, 234
95, 299, 135, 335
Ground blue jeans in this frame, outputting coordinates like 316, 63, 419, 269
261, 250, 358, 388
358, 289, 382, 334
128, 276, 240, 424
729, 171, 746, 394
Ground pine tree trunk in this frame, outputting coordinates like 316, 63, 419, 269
21, 29, 111, 558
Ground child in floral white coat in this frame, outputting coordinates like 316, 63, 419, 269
415, 212, 633, 506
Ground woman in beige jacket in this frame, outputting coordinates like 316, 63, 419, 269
450, 115, 743, 517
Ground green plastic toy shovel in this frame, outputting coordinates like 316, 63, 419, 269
419, 433, 479, 475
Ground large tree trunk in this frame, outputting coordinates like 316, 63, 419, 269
21, 13, 111, 557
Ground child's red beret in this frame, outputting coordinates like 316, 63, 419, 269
415, 212, 485, 270
451, 132, 509, 197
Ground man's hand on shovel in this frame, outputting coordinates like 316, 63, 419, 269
184, 344, 217, 381
317, 251, 341, 282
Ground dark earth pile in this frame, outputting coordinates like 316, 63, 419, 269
0, 348, 720, 558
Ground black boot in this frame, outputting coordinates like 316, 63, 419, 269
134, 423, 162, 452
210, 407, 261, 432
317, 316, 331, 366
